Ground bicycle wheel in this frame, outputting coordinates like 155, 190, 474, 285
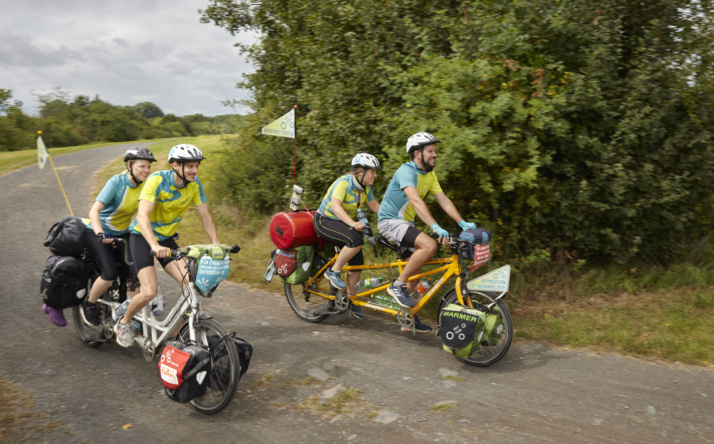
72, 272, 114, 348
284, 282, 334, 323
438, 288, 513, 367
176, 318, 239, 414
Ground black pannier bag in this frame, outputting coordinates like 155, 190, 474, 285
40, 255, 92, 309
209, 334, 253, 390
158, 341, 212, 403
44, 216, 88, 257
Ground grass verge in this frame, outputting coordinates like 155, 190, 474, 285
0, 139, 167, 178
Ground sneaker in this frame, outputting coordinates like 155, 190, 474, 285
350, 305, 365, 319
324, 270, 346, 289
41, 304, 51, 315
387, 280, 414, 308
113, 321, 134, 348
401, 316, 433, 333
48, 307, 67, 327
81, 300, 100, 326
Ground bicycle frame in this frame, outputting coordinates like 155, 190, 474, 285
95, 279, 205, 359
304, 251, 472, 316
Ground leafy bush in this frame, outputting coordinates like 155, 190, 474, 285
203, 0, 714, 264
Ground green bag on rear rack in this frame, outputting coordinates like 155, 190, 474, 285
438, 303, 505, 358
279, 245, 315, 285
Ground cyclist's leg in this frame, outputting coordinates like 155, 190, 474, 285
398, 230, 436, 285
345, 249, 365, 296
84, 228, 119, 304
121, 234, 159, 323
162, 257, 189, 291
313, 213, 363, 288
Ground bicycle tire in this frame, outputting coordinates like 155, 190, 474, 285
176, 318, 239, 414
284, 282, 334, 323
438, 288, 513, 367
72, 272, 113, 348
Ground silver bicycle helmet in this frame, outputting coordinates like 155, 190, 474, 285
351, 153, 382, 170
167, 144, 206, 164
406, 132, 440, 155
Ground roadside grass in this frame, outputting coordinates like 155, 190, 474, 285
86, 136, 714, 367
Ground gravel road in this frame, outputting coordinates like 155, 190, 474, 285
1, 144, 712, 443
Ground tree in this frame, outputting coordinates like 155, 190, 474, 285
133, 102, 164, 118
203, 0, 714, 264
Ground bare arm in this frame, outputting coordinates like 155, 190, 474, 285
403, 186, 438, 227
330, 198, 363, 230
195, 203, 220, 244
365, 199, 380, 214
434, 192, 465, 224
88, 201, 114, 244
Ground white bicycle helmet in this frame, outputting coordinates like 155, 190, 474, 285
351, 153, 382, 170
406, 132, 440, 155
167, 144, 206, 164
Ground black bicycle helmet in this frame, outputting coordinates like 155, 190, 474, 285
124, 146, 156, 163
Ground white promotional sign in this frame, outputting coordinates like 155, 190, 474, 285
466, 265, 511, 293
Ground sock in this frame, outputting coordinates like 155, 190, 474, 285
394, 279, 406, 287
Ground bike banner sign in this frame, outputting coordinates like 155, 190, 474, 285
195, 255, 230, 293
470, 243, 491, 272
466, 265, 511, 293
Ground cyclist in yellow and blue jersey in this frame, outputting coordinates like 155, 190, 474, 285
114, 144, 221, 348
377, 132, 477, 333
314, 154, 381, 313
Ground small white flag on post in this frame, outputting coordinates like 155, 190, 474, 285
37, 132, 49, 169
262, 108, 295, 139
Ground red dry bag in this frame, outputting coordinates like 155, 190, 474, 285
269, 210, 323, 250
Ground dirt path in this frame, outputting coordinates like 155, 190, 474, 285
1, 145, 712, 443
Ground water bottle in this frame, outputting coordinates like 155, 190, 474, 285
371, 293, 401, 310
356, 209, 370, 236
116, 298, 142, 334
416, 277, 433, 295
151, 281, 165, 317
355, 276, 383, 293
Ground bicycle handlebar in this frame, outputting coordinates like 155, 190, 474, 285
150, 244, 241, 258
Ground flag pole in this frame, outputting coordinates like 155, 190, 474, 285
293, 105, 298, 188
37, 131, 74, 216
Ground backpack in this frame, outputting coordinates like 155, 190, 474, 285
40, 255, 92, 309
278, 245, 315, 285
158, 341, 212, 403
438, 303, 505, 358
43, 216, 88, 257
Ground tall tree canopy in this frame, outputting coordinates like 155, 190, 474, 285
203, 0, 714, 264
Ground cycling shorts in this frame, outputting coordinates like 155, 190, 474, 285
313, 213, 364, 266
84, 229, 135, 282
129, 233, 180, 272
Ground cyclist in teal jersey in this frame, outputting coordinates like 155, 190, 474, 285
114, 144, 221, 348
43, 147, 155, 327
314, 154, 381, 316
377, 132, 477, 333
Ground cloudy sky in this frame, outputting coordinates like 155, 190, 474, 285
0, 0, 258, 117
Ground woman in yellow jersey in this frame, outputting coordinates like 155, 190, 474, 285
313, 154, 381, 313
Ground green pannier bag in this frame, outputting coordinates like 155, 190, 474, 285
280, 245, 315, 285
438, 303, 504, 358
